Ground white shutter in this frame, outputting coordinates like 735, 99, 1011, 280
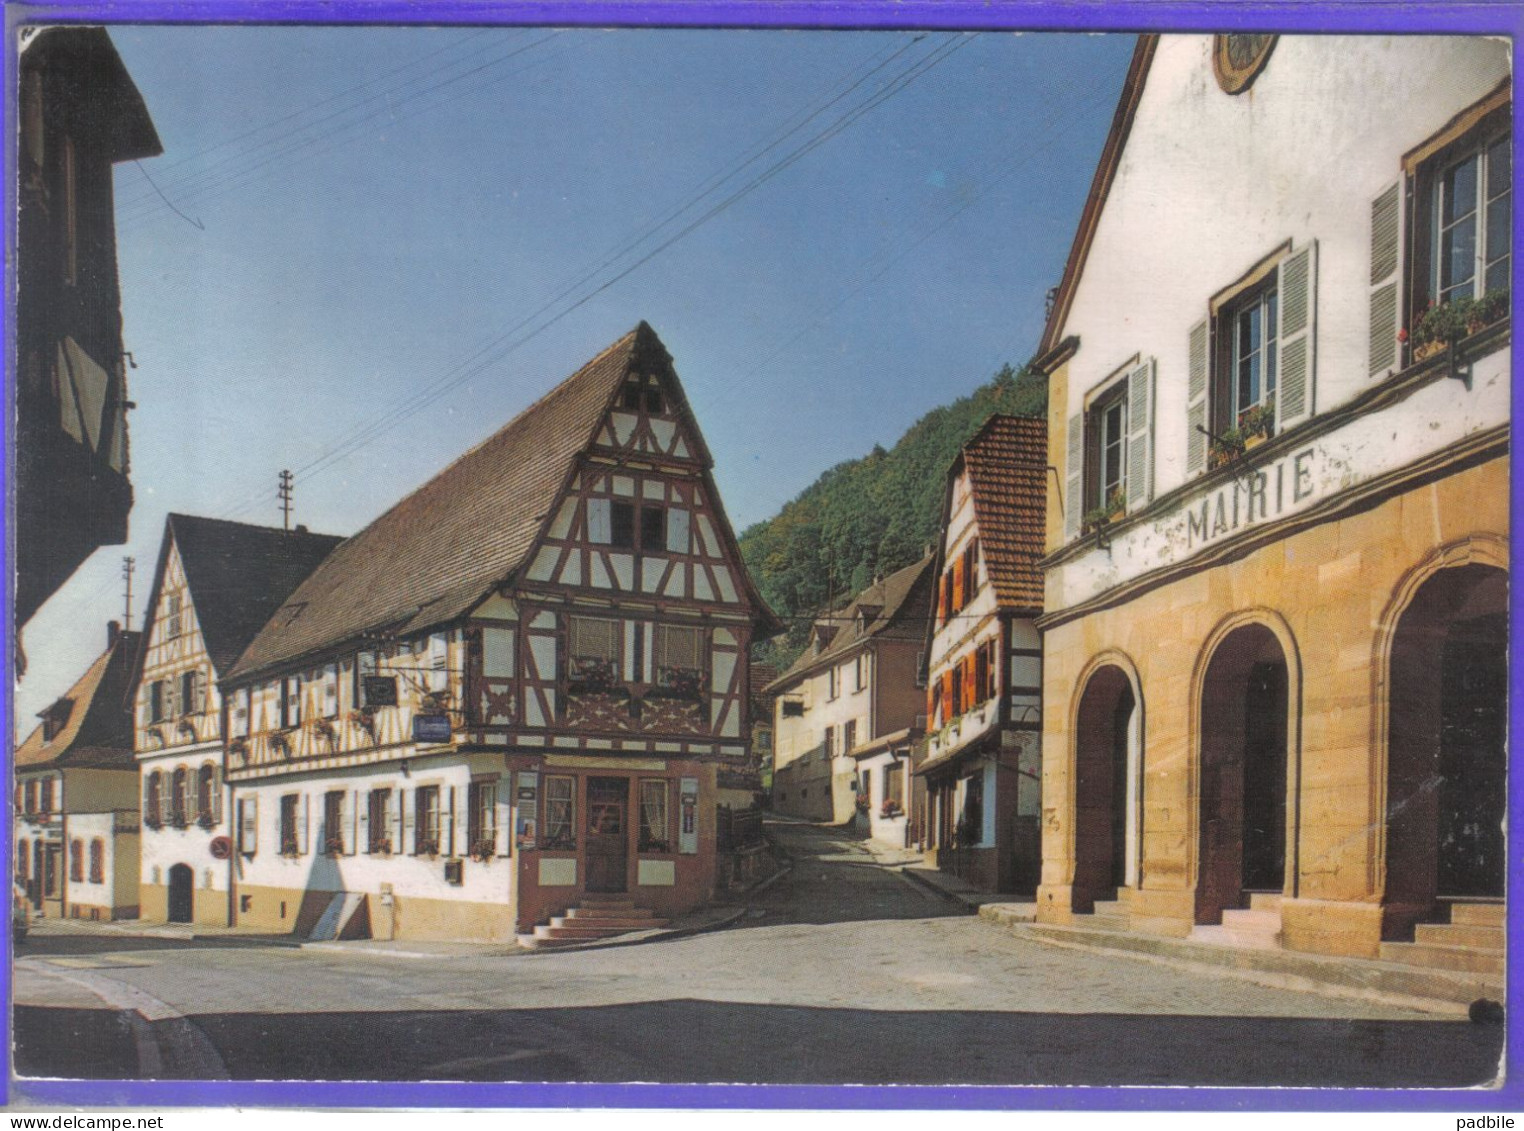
1125, 358, 1156, 512
1368, 183, 1403, 378
212, 768, 223, 825
344, 791, 357, 855
446, 786, 457, 857
495, 791, 512, 856
1276, 240, 1318, 432
240, 796, 258, 855
1186, 319, 1210, 476
324, 664, 339, 718
401, 789, 414, 850
358, 793, 371, 854
665, 507, 690, 554
587, 497, 612, 544
1063, 413, 1083, 541
298, 794, 310, 855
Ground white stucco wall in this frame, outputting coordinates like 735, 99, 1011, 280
138, 743, 230, 896
1061, 34, 1511, 500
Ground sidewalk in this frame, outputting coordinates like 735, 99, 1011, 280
26, 916, 300, 946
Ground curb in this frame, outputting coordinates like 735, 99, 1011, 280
895, 865, 980, 913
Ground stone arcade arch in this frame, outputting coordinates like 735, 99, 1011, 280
1194, 618, 1298, 926
1382, 560, 1507, 939
1069, 656, 1143, 912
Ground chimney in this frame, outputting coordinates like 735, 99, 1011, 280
107, 620, 120, 648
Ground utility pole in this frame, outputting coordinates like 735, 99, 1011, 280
278, 469, 293, 532
121, 557, 135, 632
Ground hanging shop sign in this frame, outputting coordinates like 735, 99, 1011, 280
412, 714, 452, 743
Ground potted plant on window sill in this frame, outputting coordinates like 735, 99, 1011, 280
1081, 489, 1127, 533
415, 839, 440, 858
197, 813, 217, 830
1238, 400, 1275, 450
1411, 288, 1510, 362
1208, 428, 1247, 470
880, 798, 902, 819
470, 838, 496, 861
371, 837, 392, 856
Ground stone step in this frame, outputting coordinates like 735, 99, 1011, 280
1377, 941, 1505, 976
978, 903, 1038, 927
1019, 921, 1502, 1009
577, 894, 640, 907
1247, 892, 1283, 913
565, 906, 660, 922
1415, 922, 1504, 950
551, 914, 666, 931
1221, 908, 1282, 934
1189, 923, 1281, 950
1448, 902, 1505, 928
518, 934, 588, 950
1087, 913, 1129, 932
1089, 900, 1128, 916
534, 923, 640, 941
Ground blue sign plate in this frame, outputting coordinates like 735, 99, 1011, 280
412, 714, 452, 743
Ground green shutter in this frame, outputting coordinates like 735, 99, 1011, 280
1276, 241, 1317, 431
1368, 183, 1402, 377
1186, 319, 1209, 476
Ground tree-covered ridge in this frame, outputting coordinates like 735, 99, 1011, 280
741, 362, 1047, 670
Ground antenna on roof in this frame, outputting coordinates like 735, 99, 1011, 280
278, 469, 293, 532
121, 557, 135, 632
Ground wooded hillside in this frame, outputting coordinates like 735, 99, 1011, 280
740, 362, 1047, 670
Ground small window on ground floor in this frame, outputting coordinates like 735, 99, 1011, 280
638, 779, 670, 853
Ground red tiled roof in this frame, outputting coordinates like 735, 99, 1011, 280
16, 629, 140, 770
957, 414, 1048, 611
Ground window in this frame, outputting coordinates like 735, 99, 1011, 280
39, 779, 53, 814
166, 594, 183, 639
42, 702, 69, 742
197, 764, 216, 824
68, 839, 83, 883
280, 676, 301, 728
962, 539, 980, 599
148, 681, 165, 724
974, 646, 990, 708
427, 636, 448, 695
231, 687, 250, 739
1436, 132, 1510, 304
237, 796, 258, 856
414, 786, 441, 855
1091, 385, 1128, 512
543, 776, 575, 850
569, 616, 621, 684
24, 781, 37, 815
827, 665, 840, 701
1066, 356, 1158, 539
638, 780, 670, 852
368, 788, 393, 853
170, 768, 188, 827
611, 501, 636, 548
653, 624, 703, 688
640, 506, 666, 551
853, 654, 866, 693
88, 840, 104, 884
843, 719, 857, 753
823, 726, 835, 759
958, 774, 984, 846
279, 794, 300, 855
17, 840, 28, 881
144, 773, 162, 826
323, 791, 346, 855
467, 780, 497, 855
180, 670, 200, 717
886, 763, 905, 809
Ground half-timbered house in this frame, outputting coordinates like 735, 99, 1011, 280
918, 414, 1047, 894
221, 323, 776, 944
132, 515, 341, 925
15, 622, 140, 921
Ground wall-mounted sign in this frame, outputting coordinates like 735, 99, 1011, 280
363, 676, 398, 708
209, 835, 232, 861
679, 776, 699, 855
412, 714, 452, 743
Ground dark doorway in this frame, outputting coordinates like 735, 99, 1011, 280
585, 777, 630, 894
1197, 625, 1290, 925
1072, 666, 1138, 911
168, 863, 194, 923
1386, 564, 1507, 935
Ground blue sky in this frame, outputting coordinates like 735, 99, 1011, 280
18, 25, 1134, 723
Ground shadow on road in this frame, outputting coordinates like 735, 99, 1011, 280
17, 934, 293, 958
15, 998, 1502, 1087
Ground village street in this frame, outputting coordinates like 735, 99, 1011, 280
12, 820, 1503, 1088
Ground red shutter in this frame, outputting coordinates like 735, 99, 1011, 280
937, 575, 950, 623
963, 654, 977, 707
951, 559, 965, 611
941, 670, 954, 716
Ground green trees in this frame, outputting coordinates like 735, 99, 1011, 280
741, 362, 1046, 668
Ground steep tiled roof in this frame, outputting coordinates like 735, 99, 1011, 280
16, 628, 140, 770
170, 515, 345, 674
957, 414, 1048, 611
228, 322, 772, 682
766, 556, 935, 693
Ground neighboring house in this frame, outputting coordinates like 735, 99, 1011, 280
15, 623, 142, 921
131, 515, 342, 926
917, 415, 1047, 894
768, 557, 933, 831
1032, 35, 1508, 983
219, 323, 776, 944
15, 28, 161, 631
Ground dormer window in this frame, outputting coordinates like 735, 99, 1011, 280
41, 700, 71, 742
621, 378, 665, 415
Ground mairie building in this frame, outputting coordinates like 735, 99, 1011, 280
1031, 34, 1508, 988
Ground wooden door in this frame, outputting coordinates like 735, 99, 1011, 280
168, 863, 194, 923
585, 777, 629, 893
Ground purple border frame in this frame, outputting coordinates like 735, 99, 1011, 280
2, 0, 1520, 1113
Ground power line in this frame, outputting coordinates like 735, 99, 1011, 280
217, 33, 973, 522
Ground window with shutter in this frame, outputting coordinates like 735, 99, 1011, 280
1063, 413, 1084, 541
1125, 358, 1155, 513
1275, 242, 1317, 432
1186, 318, 1210, 476
950, 558, 965, 611
1368, 182, 1402, 377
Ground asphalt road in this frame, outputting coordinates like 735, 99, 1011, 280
11, 821, 1506, 1086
